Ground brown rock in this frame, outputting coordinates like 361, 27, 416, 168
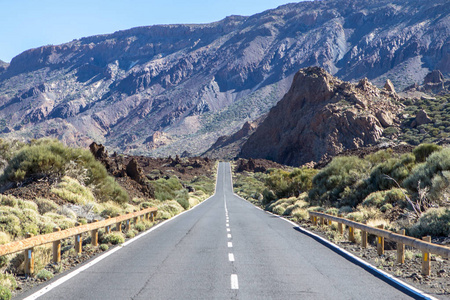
384, 79, 396, 93
239, 67, 400, 166
423, 70, 444, 84
411, 109, 432, 127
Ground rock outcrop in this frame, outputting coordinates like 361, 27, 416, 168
239, 67, 401, 166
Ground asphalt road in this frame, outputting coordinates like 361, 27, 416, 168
20, 162, 420, 299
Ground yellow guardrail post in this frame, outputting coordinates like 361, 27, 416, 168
116, 213, 122, 232
348, 226, 355, 243
91, 220, 99, 247
422, 236, 431, 276
338, 222, 343, 234
53, 227, 61, 263
397, 229, 405, 264
377, 225, 384, 256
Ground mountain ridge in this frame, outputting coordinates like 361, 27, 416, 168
0, 0, 448, 156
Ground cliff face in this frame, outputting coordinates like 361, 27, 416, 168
0, 0, 448, 156
239, 67, 401, 166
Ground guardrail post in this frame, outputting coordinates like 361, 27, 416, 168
422, 236, 431, 276
125, 219, 130, 231
53, 227, 61, 263
397, 229, 405, 264
377, 225, 384, 256
338, 223, 343, 234
361, 230, 367, 248
348, 226, 355, 243
91, 220, 99, 247
328, 219, 332, 226
75, 222, 82, 255
320, 217, 324, 226
105, 216, 111, 234
24, 233, 34, 276
116, 213, 122, 232
133, 210, 138, 224
313, 216, 317, 226
151, 212, 155, 222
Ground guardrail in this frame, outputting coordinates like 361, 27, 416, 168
0, 207, 157, 275
308, 211, 450, 276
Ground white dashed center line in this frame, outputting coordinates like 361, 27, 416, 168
227, 228, 231, 232
226, 223, 229, 227
231, 274, 239, 289
228, 253, 235, 262
227, 233, 232, 238
228, 242, 233, 248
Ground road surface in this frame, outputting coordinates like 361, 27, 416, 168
20, 162, 421, 299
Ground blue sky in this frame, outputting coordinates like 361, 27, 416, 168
0, 0, 300, 62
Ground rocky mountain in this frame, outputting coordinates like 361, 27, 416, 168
239, 67, 402, 166
0, 0, 448, 156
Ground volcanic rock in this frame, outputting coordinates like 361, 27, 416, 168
239, 67, 401, 166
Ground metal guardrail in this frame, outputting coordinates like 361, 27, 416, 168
308, 211, 449, 275
0, 207, 157, 275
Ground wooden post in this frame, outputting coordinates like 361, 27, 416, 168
116, 213, 122, 232
320, 217, 325, 226
313, 216, 317, 226
24, 233, 34, 275
91, 220, 99, 247
338, 223, 343, 234
52, 227, 61, 263
75, 223, 82, 255
125, 219, 130, 231
348, 226, 355, 242
151, 212, 155, 222
377, 225, 384, 256
133, 210, 138, 224
397, 229, 405, 264
422, 236, 431, 276
106, 216, 111, 234
361, 230, 367, 248
328, 219, 332, 226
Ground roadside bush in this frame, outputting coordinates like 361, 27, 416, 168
0, 274, 16, 292
408, 207, 450, 237
262, 188, 276, 206
36, 269, 54, 281
99, 244, 109, 251
264, 168, 318, 199
0, 285, 11, 300
51, 176, 95, 205
157, 200, 184, 219
153, 177, 183, 201
309, 156, 370, 205
0, 233, 10, 245
1, 139, 128, 205
135, 223, 146, 232
413, 143, 442, 163
404, 148, 450, 203
362, 188, 408, 208
102, 232, 125, 245
35, 198, 58, 214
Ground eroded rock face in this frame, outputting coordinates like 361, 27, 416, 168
411, 109, 432, 127
239, 67, 401, 166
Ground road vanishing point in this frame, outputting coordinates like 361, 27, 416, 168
19, 162, 427, 299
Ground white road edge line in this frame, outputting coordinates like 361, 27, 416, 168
229, 253, 235, 262
232, 192, 438, 300
23, 164, 222, 300
231, 274, 239, 289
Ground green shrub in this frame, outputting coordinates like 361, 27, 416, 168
0, 274, 16, 291
51, 176, 95, 205
0, 214, 21, 237
404, 148, 450, 203
264, 168, 318, 200
272, 205, 286, 215
135, 223, 146, 232
175, 189, 190, 210
35, 198, 58, 214
157, 200, 184, 219
309, 156, 370, 205
413, 143, 442, 163
408, 207, 450, 237
99, 244, 109, 251
262, 188, 276, 206
126, 229, 137, 239
1, 139, 128, 205
102, 232, 125, 245
36, 269, 54, 281
0, 285, 11, 300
